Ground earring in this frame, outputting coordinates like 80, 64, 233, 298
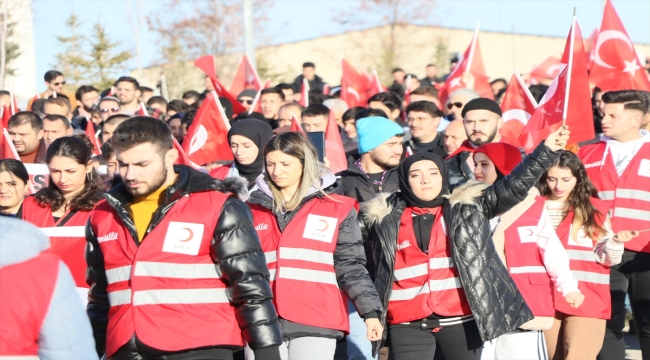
87, 172, 93, 181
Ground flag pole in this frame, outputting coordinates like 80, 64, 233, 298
514, 71, 538, 107
562, 8, 577, 128
465, 21, 481, 74
9, 89, 15, 115
248, 89, 261, 116
212, 90, 231, 130
139, 101, 149, 116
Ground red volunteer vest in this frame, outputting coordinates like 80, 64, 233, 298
90, 191, 243, 357
579, 141, 650, 253
209, 165, 231, 180
249, 194, 357, 333
503, 197, 555, 317
387, 207, 471, 324
0, 253, 59, 357
553, 198, 611, 319
21, 196, 92, 288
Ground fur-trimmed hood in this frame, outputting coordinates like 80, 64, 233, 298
361, 180, 489, 225
215, 176, 250, 201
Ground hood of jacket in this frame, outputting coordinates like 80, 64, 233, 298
250, 171, 338, 208
0, 217, 50, 268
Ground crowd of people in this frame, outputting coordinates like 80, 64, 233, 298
0, 59, 649, 360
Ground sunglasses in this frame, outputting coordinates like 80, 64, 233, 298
100, 107, 120, 113
447, 102, 463, 110
52, 81, 66, 86
239, 99, 254, 105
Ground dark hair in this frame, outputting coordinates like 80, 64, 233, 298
406, 101, 444, 118
44, 70, 63, 82
8, 111, 43, 131
181, 109, 197, 129
167, 99, 191, 114
31, 99, 47, 117
111, 116, 172, 155
43, 114, 71, 129
490, 78, 508, 86
354, 108, 388, 121
275, 83, 294, 92
342, 106, 365, 122
301, 103, 329, 118
539, 151, 606, 241
44, 97, 71, 114
0, 159, 29, 185
0, 90, 9, 97
99, 96, 121, 109
140, 86, 153, 93
218, 97, 234, 120
75, 85, 98, 101
147, 96, 168, 108
104, 114, 130, 127
101, 140, 114, 161
303, 62, 315, 68
182, 90, 200, 101
391, 68, 404, 74
261, 88, 285, 102
114, 76, 140, 90
411, 86, 439, 99
639, 90, 650, 115
35, 136, 102, 212
368, 92, 402, 112
602, 90, 648, 114
529, 84, 549, 104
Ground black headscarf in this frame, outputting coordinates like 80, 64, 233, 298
397, 152, 449, 208
227, 118, 274, 188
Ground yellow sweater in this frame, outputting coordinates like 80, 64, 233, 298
128, 185, 170, 242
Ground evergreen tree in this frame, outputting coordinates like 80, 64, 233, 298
54, 14, 90, 89
87, 21, 131, 90
0, 0, 21, 88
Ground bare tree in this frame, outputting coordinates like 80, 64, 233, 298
332, 0, 437, 83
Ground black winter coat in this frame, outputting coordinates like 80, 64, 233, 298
445, 150, 473, 187
340, 160, 400, 203
360, 143, 560, 356
247, 178, 383, 339
85, 166, 283, 357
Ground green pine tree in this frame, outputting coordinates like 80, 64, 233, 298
87, 21, 131, 90
54, 14, 90, 89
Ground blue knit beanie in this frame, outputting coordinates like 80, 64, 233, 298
356, 116, 405, 154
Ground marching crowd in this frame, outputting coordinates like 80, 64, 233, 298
0, 57, 649, 360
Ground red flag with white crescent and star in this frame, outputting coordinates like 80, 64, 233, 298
340, 59, 370, 108
229, 54, 263, 97
528, 55, 562, 85
500, 72, 538, 148
182, 92, 233, 165
194, 55, 247, 115
589, 0, 650, 91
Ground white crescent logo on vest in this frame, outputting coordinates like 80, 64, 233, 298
315, 219, 329, 232
517, 226, 537, 243
178, 228, 194, 242
162, 222, 205, 256
303, 215, 337, 243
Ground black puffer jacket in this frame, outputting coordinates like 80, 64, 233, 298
85, 166, 282, 358
360, 142, 560, 356
340, 159, 400, 203
247, 174, 383, 339
445, 150, 473, 187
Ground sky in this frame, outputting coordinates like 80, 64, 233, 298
31, 0, 650, 92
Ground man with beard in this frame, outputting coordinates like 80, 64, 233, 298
114, 76, 142, 115
85, 117, 282, 359
445, 98, 506, 186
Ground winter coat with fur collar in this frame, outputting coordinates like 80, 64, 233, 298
360, 142, 560, 356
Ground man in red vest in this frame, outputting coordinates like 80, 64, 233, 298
86, 116, 282, 359
578, 90, 650, 360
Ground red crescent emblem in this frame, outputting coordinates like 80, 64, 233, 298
316, 219, 329, 232
178, 228, 194, 242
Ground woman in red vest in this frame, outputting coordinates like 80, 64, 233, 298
361, 128, 570, 360
22, 136, 103, 303
0, 159, 29, 218
246, 132, 383, 359
472, 143, 583, 360
539, 151, 637, 360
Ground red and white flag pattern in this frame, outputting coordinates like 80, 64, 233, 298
340, 58, 370, 108
290, 115, 305, 134
229, 54, 262, 97
528, 55, 562, 85
182, 92, 233, 165
500, 72, 538, 148
298, 78, 310, 107
195, 55, 247, 115
85, 122, 102, 156
325, 109, 347, 174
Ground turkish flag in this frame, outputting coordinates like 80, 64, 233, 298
194, 55, 247, 115
230, 54, 262, 97
1, 106, 10, 127
500, 72, 538, 148
584, 28, 599, 70
182, 92, 233, 165
172, 136, 201, 169
590, 0, 650, 91
519, 21, 594, 153
298, 78, 309, 107
136, 102, 148, 116
249, 79, 272, 115
439, 27, 493, 106
290, 115, 305, 134
341, 59, 370, 108
325, 109, 347, 174
1, 127, 19, 160
528, 55, 562, 85
85, 121, 102, 156
367, 70, 386, 98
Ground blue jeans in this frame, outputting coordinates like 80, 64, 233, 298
347, 301, 376, 360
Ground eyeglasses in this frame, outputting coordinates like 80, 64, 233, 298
52, 81, 66, 86
407, 116, 433, 122
100, 107, 120, 113
239, 99, 254, 105
447, 102, 463, 110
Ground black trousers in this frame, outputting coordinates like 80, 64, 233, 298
597, 249, 650, 360
110, 337, 234, 360
388, 320, 483, 360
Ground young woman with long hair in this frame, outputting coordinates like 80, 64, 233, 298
21, 136, 104, 301
360, 128, 570, 360
0, 159, 29, 217
539, 151, 637, 360
245, 132, 383, 359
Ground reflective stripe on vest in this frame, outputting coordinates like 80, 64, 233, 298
264, 251, 277, 281
509, 266, 546, 274
572, 270, 609, 285
106, 265, 132, 284
614, 207, 650, 222
133, 288, 229, 305
565, 249, 595, 262
598, 191, 615, 201
39, 226, 86, 237
134, 261, 220, 279
0, 356, 41, 359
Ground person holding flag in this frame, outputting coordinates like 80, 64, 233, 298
21, 136, 104, 303
577, 90, 650, 360
538, 150, 637, 360
0, 159, 29, 218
